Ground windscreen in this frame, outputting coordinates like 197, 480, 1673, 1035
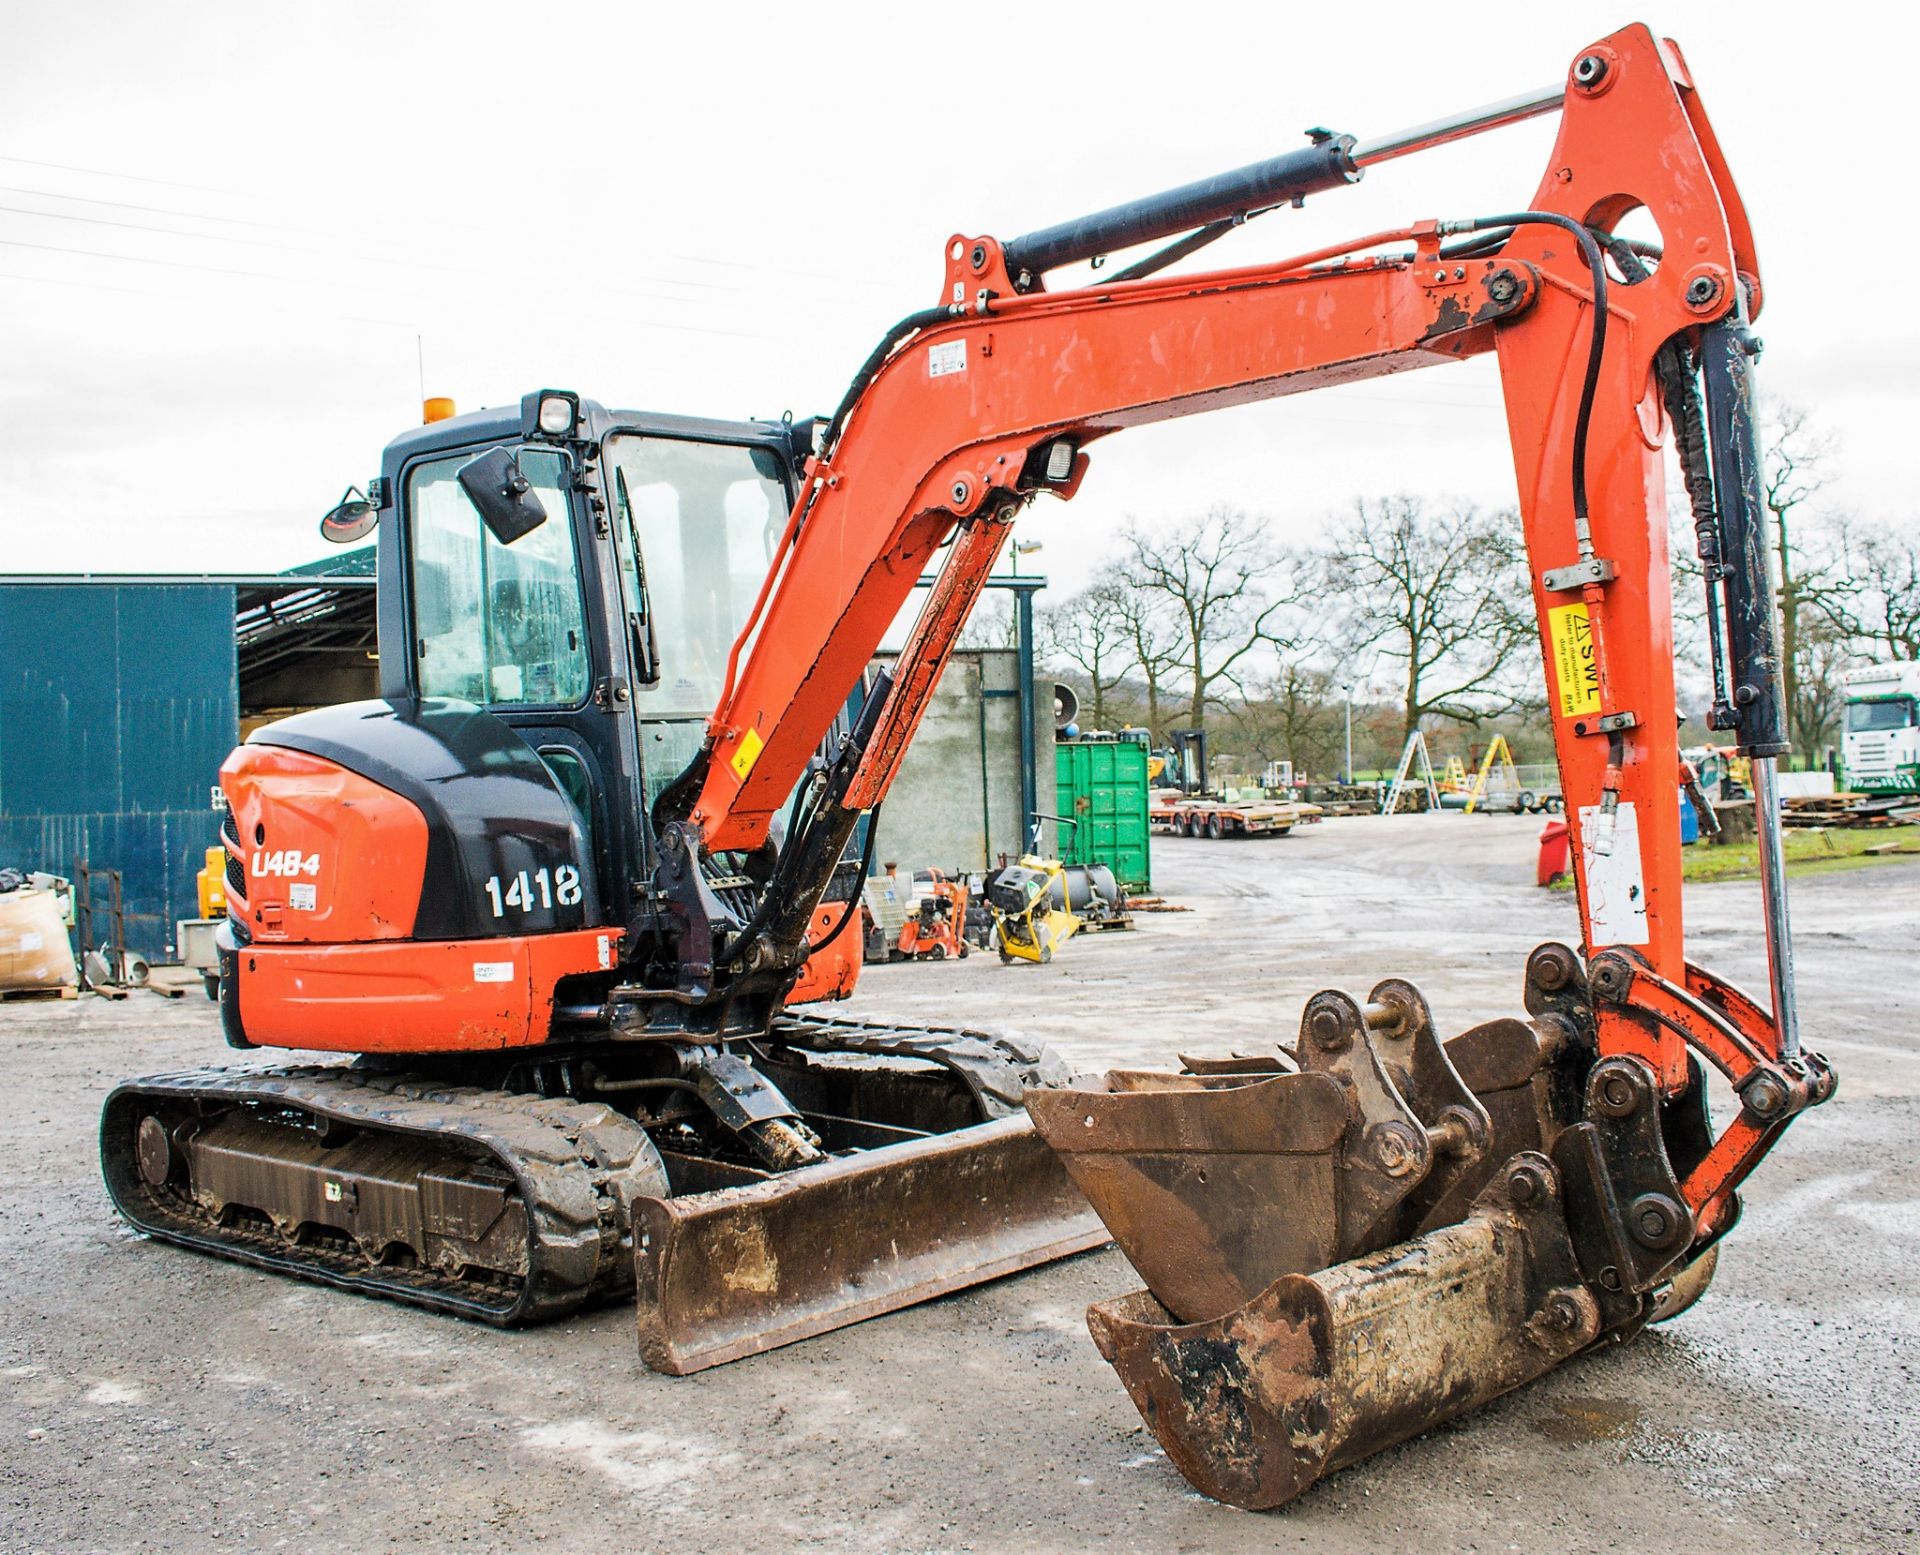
1847, 698, 1917, 733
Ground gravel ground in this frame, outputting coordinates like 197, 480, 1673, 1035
3, 813, 1915, 1554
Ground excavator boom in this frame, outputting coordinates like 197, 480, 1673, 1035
669, 21, 1831, 1505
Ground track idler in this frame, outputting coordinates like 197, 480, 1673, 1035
1025, 944, 1756, 1510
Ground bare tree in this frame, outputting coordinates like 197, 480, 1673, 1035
1122, 506, 1298, 731
1228, 662, 1343, 778
1040, 570, 1133, 728
1108, 567, 1183, 737
956, 590, 1017, 652
1788, 613, 1852, 761
1317, 495, 1534, 741
1822, 516, 1920, 663
1762, 403, 1846, 749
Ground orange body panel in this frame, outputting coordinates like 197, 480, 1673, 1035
787, 902, 861, 1003
235, 927, 619, 1053
221, 745, 429, 944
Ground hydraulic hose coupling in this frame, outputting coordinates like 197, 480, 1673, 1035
1591, 787, 1621, 858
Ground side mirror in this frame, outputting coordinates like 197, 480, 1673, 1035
319, 486, 377, 544
458, 447, 548, 545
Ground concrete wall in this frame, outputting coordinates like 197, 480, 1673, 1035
870, 649, 1056, 874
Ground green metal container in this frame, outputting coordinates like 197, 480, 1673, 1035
1055, 739, 1151, 892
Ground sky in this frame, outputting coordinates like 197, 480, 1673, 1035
1, 2, 1914, 606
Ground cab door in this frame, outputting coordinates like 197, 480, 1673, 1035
400, 442, 643, 922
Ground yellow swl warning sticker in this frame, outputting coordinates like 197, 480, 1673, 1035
729, 727, 765, 782
1548, 603, 1601, 718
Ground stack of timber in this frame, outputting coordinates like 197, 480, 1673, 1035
1780, 792, 1920, 829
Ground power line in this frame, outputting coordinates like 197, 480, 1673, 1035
0, 199, 477, 273
0, 152, 232, 195
0, 180, 294, 233
0, 231, 402, 293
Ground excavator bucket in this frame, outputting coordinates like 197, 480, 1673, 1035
1025, 945, 1731, 1510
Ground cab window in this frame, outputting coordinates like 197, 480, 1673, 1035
408, 447, 590, 707
604, 434, 789, 717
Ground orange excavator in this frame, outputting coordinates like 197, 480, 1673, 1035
104, 22, 1828, 1506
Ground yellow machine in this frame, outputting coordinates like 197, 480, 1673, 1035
195, 846, 226, 919
1462, 735, 1521, 814
985, 857, 1082, 964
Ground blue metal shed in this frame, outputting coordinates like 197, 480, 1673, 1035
0, 562, 376, 962
0, 583, 237, 959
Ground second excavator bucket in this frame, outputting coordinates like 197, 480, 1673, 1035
1025, 945, 1731, 1510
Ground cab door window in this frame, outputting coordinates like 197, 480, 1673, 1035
408, 448, 590, 707
604, 434, 789, 716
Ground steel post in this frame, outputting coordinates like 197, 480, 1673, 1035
1017, 584, 1037, 849
1748, 757, 1801, 1059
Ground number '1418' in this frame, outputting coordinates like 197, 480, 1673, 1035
484, 865, 582, 917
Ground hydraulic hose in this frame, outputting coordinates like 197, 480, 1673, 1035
803, 802, 883, 961
1465, 212, 1609, 553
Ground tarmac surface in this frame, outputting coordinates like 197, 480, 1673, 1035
3, 812, 1916, 1553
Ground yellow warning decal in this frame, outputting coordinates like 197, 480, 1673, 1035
1548, 603, 1601, 718
729, 727, 765, 782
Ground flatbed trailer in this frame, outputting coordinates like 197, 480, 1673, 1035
1150, 790, 1323, 839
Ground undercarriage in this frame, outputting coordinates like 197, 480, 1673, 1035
103, 1016, 1107, 1371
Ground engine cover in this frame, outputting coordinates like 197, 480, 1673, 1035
222, 698, 599, 945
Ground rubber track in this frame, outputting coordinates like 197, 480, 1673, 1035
102, 1065, 660, 1326
771, 1014, 1072, 1114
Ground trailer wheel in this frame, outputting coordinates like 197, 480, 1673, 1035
1518, 790, 1538, 813
1206, 812, 1225, 840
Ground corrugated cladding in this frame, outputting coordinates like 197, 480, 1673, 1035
0, 585, 237, 959
1055, 738, 1151, 892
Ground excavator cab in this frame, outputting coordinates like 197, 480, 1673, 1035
377, 395, 804, 957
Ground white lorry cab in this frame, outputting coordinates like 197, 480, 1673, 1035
1842, 662, 1920, 794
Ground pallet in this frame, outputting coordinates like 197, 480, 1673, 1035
143, 965, 207, 999
1782, 793, 1920, 829
0, 984, 80, 1002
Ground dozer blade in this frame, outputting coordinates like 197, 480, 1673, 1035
634, 1114, 1108, 1374
1025, 946, 1765, 1510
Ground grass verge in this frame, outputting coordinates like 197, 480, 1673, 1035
1683, 823, 1920, 884
1546, 823, 1920, 890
